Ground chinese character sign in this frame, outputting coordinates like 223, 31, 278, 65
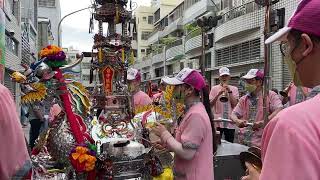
102, 66, 114, 95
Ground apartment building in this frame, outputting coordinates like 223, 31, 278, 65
21, 0, 38, 65
38, 0, 61, 47
134, 0, 299, 93
3, 0, 22, 105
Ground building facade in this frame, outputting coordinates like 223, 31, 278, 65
4, 0, 22, 106
21, 0, 38, 65
134, 0, 298, 93
38, 0, 61, 47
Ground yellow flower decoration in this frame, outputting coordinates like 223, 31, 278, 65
135, 85, 184, 120
71, 146, 97, 172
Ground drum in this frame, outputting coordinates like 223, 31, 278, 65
214, 140, 249, 180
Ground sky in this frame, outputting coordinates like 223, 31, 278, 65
60, 0, 151, 52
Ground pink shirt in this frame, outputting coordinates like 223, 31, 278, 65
260, 94, 320, 180
133, 90, 152, 107
173, 103, 213, 180
232, 91, 282, 147
288, 85, 311, 106
0, 84, 30, 179
209, 85, 239, 129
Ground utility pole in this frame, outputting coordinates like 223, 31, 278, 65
58, 6, 94, 46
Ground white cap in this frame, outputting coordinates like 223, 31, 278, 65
265, 27, 292, 44
127, 68, 139, 80
219, 67, 230, 76
242, 69, 259, 79
162, 68, 193, 85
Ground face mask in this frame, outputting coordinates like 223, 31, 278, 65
128, 82, 138, 93
245, 83, 257, 93
173, 86, 186, 102
284, 43, 304, 87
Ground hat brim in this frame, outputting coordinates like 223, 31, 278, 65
220, 73, 230, 76
162, 77, 184, 86
265, 27, 292, 44
127, 76, 135, 81
242, 74, 256, 79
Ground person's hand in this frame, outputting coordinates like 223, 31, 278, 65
151, 139, 166, 150
235, 119, 248, 128
241, 162, 260, 180
253, 121, 264, 131
151, 122, 168, 137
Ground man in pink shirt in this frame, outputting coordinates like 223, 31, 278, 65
281, 82, 310, 106
230, 69, 282, 147
210, 67, 239, 142
127, 68, 152, 107
242, 0, 320, 179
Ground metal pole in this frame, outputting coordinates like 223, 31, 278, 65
200, 29, 206, 75
57, 6, 93, 46
164, 45, 166, 76
263, 0, 272, 125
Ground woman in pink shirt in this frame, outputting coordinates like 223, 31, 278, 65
152, 68, 216, 180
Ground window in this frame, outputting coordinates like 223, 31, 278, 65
142, 17, 147, 21
132, 49, 138, 57
141, 31, 151, 40
82, 75, 90, 81
81, 63, 91, 69
133, 32, 137, 40
5, 34, 18, 55
39, 0, 55, 7
221, 0, 233, 9
185, 0, 201, 10
141, 49, 146, 53
155, 67, 164, 77
148, 16, 153, 24
215, 38, 261, 66
154, 9, 160, 22
143, 72, 150, 80
187, 62, 193, 69
205, 53, 212, 68
167, 65, 173, 75
180, 62, 184, 70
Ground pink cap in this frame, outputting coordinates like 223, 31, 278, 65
265, 0, 320, 44
162, 68, 206, 91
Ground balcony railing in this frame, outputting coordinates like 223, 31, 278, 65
185, 28, 201, 42
166, 39, 183, 49
217, 1, 262, 26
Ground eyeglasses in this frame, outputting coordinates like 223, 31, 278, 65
280, 41, 290, 57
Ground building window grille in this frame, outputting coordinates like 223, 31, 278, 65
215, 38, 260, 66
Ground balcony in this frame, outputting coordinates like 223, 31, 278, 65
183, 0, 214, 25
166, 39, 184, 61
134, 55, 152, 70
147, 30, 160, 45
152, 48, 164, 64
185, 28, 202, 54
215, 1, 263, 42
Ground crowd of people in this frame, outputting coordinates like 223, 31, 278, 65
0, 0, 319, 179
